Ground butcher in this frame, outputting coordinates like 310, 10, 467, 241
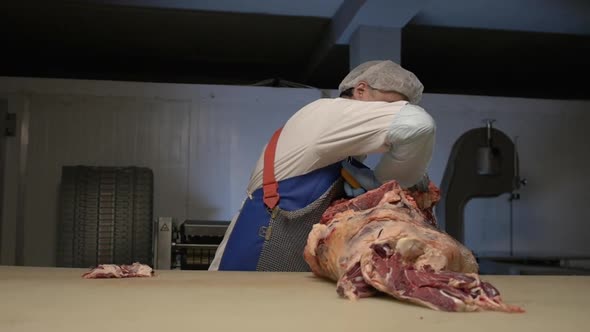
209, 60, 436, 271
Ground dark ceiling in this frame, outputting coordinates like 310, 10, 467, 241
1, 1, 589, 100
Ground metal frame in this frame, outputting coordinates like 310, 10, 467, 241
15, 98, 29, 266
0, 100, 7, 258
153, 218, 228, 270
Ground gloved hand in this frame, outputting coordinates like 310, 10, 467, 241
406, 173, 430, 192
344, 182, 366, 197
341, 159, 382, 192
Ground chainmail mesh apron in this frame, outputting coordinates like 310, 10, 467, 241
256, 178, 345, 271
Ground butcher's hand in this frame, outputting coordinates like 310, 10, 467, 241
407, 173, 430, 192
341, 160, 382, 192
344, 182, 366, 197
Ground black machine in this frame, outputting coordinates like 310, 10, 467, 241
436, 120, 590, 275
436, 119, 526, 244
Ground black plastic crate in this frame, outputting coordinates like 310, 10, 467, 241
57, 166, 154, 268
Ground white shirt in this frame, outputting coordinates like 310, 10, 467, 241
209, 97, 435, 270
246, 97, 435, 194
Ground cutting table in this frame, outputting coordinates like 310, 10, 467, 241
0, 266, 588, 332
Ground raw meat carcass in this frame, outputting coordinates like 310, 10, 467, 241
304, 181, 524, 313
320, 181, 439, 227
82, 262, 154, 279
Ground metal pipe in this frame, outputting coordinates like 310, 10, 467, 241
511, 136, 518, 257
514, 136, 519, 180
172, 243, 220, 249
0, 100, 7, 260
15, 97, 30, 266
509, 197, 514, 257
484, 119, 495, 147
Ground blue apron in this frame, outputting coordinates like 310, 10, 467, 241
217, 161, 343, 271
216, 125, 377, 271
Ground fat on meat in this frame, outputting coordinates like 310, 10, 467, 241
82, 262, 154, 279
304, 181, 524, 313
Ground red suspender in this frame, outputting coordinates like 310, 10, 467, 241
262, 127, 283, 209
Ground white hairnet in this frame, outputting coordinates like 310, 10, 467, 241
338, 60, 424, 104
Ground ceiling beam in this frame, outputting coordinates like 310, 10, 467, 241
300, 0, 367, 82
79, 0, 341, 17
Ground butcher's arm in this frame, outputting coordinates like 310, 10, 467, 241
314, 100, 409, 161
373, 104, 435, 188
314, 101, 435, 188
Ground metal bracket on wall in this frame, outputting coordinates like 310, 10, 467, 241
5, 113, 15, 137
154, 217, 173, 270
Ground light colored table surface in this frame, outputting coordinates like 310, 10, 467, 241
0, 266, 588, 332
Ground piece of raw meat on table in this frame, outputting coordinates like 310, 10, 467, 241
82, 262, 154, 279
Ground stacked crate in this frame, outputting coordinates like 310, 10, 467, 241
57, 166, 154, 268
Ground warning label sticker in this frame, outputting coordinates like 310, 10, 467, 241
160, 224, 170, 232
